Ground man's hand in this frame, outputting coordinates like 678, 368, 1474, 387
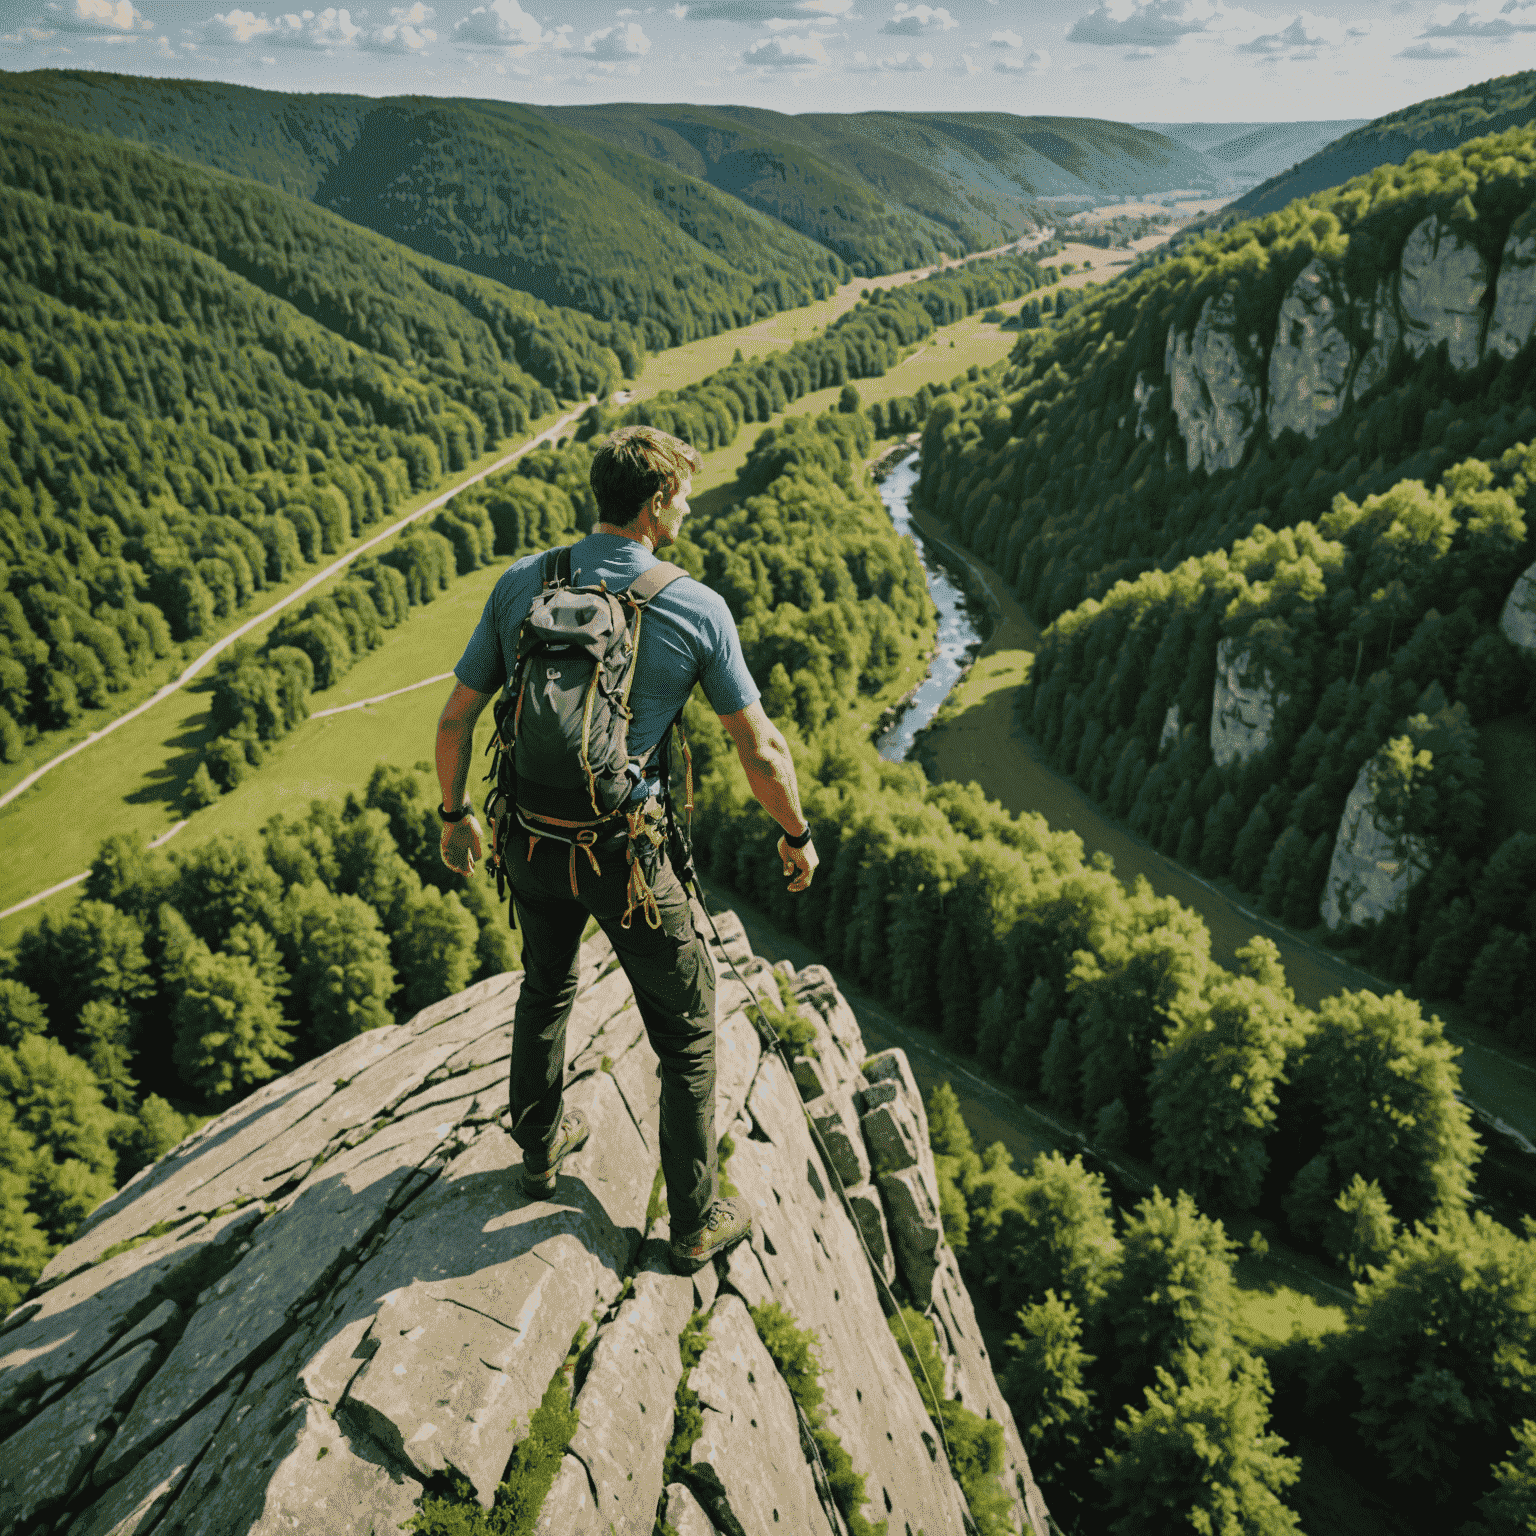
777, 834, 818, 893
441, 814, 484, 877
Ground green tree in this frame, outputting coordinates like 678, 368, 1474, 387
983, 1151, 1121, 1322
1285, 989, 1478, 1241
0, 1099, 50, 1311
0, 1034, 117, 1246
1002, 1290, 1096, 1489
1482, 1421, 1536, 1536
84, 832, 175, 923
114, 1094, 196, 1184
1095, 1350, 1301, 1536
171, 942, 294, 1105
0, 980, 48, 1050
171, 834, 285, 946
393, 885, 480, 1018
1149, 973, 1302, 1211
77, 1000, 138, 1112
1349, 1211, 1536, 1503
10, 899, 153, 1051
1103, 1188, 1239, 1405
280, 882, 398, 1051
1332, 1174, 1398, 1279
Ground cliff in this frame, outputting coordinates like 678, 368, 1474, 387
0, 912, 1049, 1536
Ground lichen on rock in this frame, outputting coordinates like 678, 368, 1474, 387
1320, 758, 1433, 930
0, 914, 1048, 1536
1209, 636, 1289, 768
1399, 214, 1487, 372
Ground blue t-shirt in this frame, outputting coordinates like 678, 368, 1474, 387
454, 533, 760, 779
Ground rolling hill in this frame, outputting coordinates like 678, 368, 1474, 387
1228, 70, 1536, 216
1145, 120, 1365, 189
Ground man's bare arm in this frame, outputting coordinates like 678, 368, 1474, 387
435, 680, 493, 874
718, 700, 817, 891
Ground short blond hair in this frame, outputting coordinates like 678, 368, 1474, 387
591, 425, 702, 526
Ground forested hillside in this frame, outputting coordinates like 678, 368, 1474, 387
1148, 121, 1365, 189
0, 106, 636, 764
0, 70, 849, 339
1233, 70, 1536, 216
917, 126, 1536, 1048
5, 377, 1531, 1528
543, 105, 1219, 256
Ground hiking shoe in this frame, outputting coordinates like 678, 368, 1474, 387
519, 1109, 590, 1198
669, 1197, 752, 1273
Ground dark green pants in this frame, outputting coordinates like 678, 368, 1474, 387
506, 830, 718, 1235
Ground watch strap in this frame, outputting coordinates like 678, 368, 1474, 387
781, 825, 813, 849
439, 803, 472, 824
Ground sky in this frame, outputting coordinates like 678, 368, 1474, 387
2, 0, 1532, 120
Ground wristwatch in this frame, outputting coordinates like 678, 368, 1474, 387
439, 803, 472, 824
781, 825, 813, 849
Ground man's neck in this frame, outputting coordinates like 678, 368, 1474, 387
596, 520, 656, 552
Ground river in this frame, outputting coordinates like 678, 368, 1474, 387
859, 443, 1536, 1178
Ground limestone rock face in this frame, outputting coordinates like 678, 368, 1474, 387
1400, 215, 1487, 371
1210, 637, 1289, 767
0, 915, 1047, 1536
1132, 370, 1160, 440
1267, 258, 1355, 441
1321, 759, 1432, 929
1490, 219, 1536, 360
1165, 291, 1263, 474
1159, 703, 1181, 754
1499, 560, 1536, 655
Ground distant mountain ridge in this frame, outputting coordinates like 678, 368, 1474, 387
1139, 120, 1366, 190
1228, 71, 1536, 216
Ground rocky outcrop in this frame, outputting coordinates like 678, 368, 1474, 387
1489, 212, 1536, 359
1321, 759, 1432, 929
1165, 291, 1263, 473
0, 914, 1048, 1536
1157, 210, 1510, 469
1400, 215, 1486, 371
1209, 637, 1288, 767
1500, 560, 1536, 656
1159, 703, 1181, 753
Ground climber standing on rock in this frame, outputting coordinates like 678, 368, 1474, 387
432, 424, 818, 1274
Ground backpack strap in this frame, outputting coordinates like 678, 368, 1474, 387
542, 545, 573, 588
624, 561, 688, 606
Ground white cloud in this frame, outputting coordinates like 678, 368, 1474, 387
995, 43, 1049, 68
455, 0, 543, 47
741, 28, 828, 63
154, 28, 174, 48
956, 48, 981, 68
853, 44, 932, 64
203, 6, 361, 46
42, 0, 150, 31
583, 18, 649, 52
1066, 0, 1258, 47
684, 0, 844, 21
882, 3, 955, 33
1423, 0, 1536, 34
1237, 10, 1345, 54
988, 26, 1021, 44
1398, 36, 1465, 53
668, 2, 686, 12
360, 0, 434, 50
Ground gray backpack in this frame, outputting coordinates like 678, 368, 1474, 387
486, 545, 688, 890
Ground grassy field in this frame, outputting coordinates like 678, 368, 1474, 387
0, 294, 1034, 939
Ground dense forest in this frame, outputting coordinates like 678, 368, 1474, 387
2, 381, 1530, 1530
916, 124, 1536, 1044
0, 71, 853, 342
0, 106, 638, 764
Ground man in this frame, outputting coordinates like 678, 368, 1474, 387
434, 424, 818, 1274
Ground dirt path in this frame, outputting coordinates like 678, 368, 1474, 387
900, 490, 1536, 1150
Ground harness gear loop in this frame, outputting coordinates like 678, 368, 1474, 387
575, 828, 603, 876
